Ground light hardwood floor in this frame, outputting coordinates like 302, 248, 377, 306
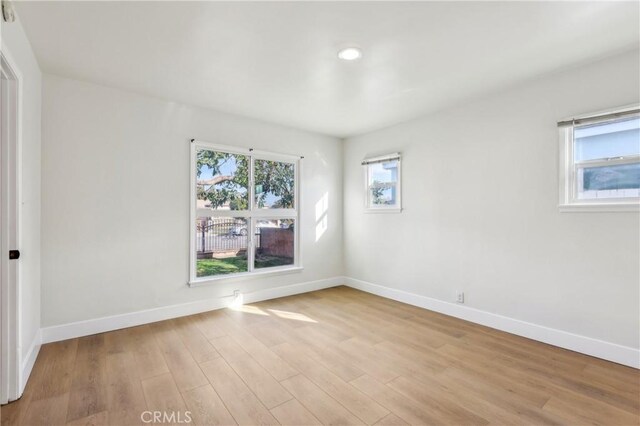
2, 286, 639, 426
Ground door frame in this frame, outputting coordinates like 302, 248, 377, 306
1, 49, 21, 404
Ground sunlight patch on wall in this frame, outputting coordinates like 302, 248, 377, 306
315, 192, 329, 242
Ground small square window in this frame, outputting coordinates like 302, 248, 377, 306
363, 154, 402, 212
559, 107, 640, 212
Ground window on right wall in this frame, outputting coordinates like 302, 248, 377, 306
363, 153, 402, 213
558, 106, 640, 212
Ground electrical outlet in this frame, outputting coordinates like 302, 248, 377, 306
228, 289, 243, 308
456, 291, 464, 304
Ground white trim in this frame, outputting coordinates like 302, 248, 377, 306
558, 103, 640, 124
576, 155, 640, 168
19, 329, 40, 395
558, 105, 640, 212
361, 152, 401, 165
249, 155, 255, 273
190, 141, 301, 283
344, 277, 640, 369
252, 209, 298, 218
196, 209, 251, 218
0, 47, 22, 403
364, 155, 402, 213
242, 276, 341, 304
296, 158, 303, 269
189, 141, 197, 282
559, 203, 639, 213
364, 208, 402, 214
189, 265, 303, 287
35, 276, 639, 369
192, 140, 302, 163
41, 276, 342, 344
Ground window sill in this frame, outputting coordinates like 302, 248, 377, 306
365, 208, 402, 214
559, 203, 640, 213
188, 266, 303, 287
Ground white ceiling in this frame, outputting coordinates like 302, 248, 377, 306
14, 1, 640, 137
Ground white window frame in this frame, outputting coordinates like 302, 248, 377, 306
189, 141, 302, 286
363, 153, 402, 213
558, 105, 640, 213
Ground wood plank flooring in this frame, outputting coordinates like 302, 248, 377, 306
1, 286, 638, 425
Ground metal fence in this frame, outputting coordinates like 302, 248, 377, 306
196, 218, 260, 253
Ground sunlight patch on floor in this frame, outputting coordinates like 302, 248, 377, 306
268, 308, 317, 323
229, 304, 270, 316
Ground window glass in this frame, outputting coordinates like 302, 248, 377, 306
368, 160, 399, 207
577, 163, 640, 199
558, 108, 640, 209
254, 159, 295, 209
254, 219, 295, 269
195, 217, 248, 277
196, 150, 249, 211
191, 145, 300, 282
574, 117, 640, 162
573, 116, 640, 201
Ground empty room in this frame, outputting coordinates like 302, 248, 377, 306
1, 1, 639, 425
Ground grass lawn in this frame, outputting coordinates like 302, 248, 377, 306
197, 255, 293, 277
197, 256, 247, 276
255, 255, 294, 269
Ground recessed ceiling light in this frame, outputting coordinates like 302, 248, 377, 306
337, 47, 362, 61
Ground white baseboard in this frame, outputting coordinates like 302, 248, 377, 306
20, 329, 41, 395
242, 276, 344, 304
41, 276, 343, 344
344, 277, 640, 369
36, 275, 639, 369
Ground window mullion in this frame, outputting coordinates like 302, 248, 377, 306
190, 142, 197, 283
252, 209, 297, 218
246, 217, 254, 273
248, 155, 255, 272
197, 209, 251, 218
364, 164, 371, 209
575, 156, 640, 168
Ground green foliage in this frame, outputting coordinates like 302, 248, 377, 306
197, 255, 293, 277
197, 256, 248, 276
196, 150, 248, 210
255, 255, 294, 268
371, 180, 386, 204
254, 159, 295, 208
196, 150, 294, 210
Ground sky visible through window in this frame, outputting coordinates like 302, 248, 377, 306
575, 117, 639, 161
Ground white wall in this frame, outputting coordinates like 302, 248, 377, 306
1, 16, 42, 391
41, 74, 343, 327
343, 50, 640, 351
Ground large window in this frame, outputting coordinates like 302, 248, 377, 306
190, 142, 300, 283
559, 106, 640, 211
363, 153, 402, 212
